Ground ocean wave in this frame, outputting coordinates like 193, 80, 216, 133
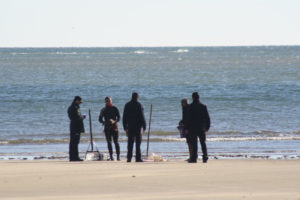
10, 51, 79, 55
133, 50, 146, 54
2, 138, 71, 144
2, 135, 300, 145
0, 137, 182, 144
132, 50, 157, 55
150, 136, 300, 142
2, 130, 299, 138
150, 130, 241, 136
11, 52, 29, 55
149, 130, 300, 136
208, 136, 300, 142
53, 52, 77, 55
173, 49, 189, 53
150, 131, 178, 136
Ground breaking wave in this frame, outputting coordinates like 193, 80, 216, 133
173, 49, 189, 53
150, 136, 300, 142
133, 50, 146, 54
53, 52, 77, 55
1, 135, 300, 145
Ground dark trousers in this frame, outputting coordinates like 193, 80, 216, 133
69, 133, 81, 161
190, 132, 207, 161
127, 131, 142, 161
186, 134, 193, 159
104, 128, 120, 157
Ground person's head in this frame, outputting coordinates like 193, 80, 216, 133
132, 92, 139, 101
192, 92, 200, 101
181, 98, 189, 108
73, 96, 82, 105
105, 96, 112, 106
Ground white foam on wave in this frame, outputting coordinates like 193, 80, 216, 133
54, 52, 77, 55
209, 136, 300, 142
151, 136, 300, 142
133, 50, 146, 54
174, 49, 189, 53
11, 52, 29, 55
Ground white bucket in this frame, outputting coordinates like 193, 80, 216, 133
143, 153, 166, 162
85, 151, 105, 161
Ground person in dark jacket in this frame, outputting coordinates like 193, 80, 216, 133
99, 96, 121, 161
187, 92, 210, 163
178, 98, 192, 161
123, 92, 146, 162
67, 96, 85, 161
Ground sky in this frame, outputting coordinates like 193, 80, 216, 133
0, 0, 300, 47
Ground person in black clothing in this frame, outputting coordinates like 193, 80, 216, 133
67, 96, 86, 162
187, 92, 210, 163
178, 98, 192, 161
99, 96, 121, 161
123, 92, 146, 162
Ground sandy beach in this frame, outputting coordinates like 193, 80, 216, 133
0, 159, 299, 200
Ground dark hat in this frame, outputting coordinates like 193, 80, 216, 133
73, 96, 82, 102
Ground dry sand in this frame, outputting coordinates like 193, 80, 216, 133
0, 159, 300, 200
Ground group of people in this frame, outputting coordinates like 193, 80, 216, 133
67, 92, 210, 163
67, 92, 146, 162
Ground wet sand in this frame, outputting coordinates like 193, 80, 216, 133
0, 159, 300, 200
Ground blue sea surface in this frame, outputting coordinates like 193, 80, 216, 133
0, 46, 300, 160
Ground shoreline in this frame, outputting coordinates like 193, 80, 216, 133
1, 139, 300, 161
1, 154, 300, 161
1, 159, 299, 200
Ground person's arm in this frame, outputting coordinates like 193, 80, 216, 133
115, 107, 120, 123
67, 106, 74, 121
140, 105, 146, 132
68, 105, 83, 121
122, 104, 128, 131
179, 119, 183, 125
78, 109, 85, 121
204, 106, 210, 131
99, 109, 105, 125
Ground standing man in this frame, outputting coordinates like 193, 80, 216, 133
67, 96, 85, 162
187, 92, 210, 163
123, 92, 146, 162
99, 96, 121, 161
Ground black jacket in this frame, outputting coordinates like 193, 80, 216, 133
99, 105, 120, 128
187, 100, 210, 134
122, 100, 146, 132
67, 102, 85, 133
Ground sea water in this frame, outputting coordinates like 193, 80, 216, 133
0, 46, 300, 160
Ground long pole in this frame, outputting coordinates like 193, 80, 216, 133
89, 109, 94, 151
146, 104, 152, 157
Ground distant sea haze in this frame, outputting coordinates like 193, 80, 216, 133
0, 46, 300, 160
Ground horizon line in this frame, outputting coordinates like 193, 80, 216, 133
1, 44, 300, 48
